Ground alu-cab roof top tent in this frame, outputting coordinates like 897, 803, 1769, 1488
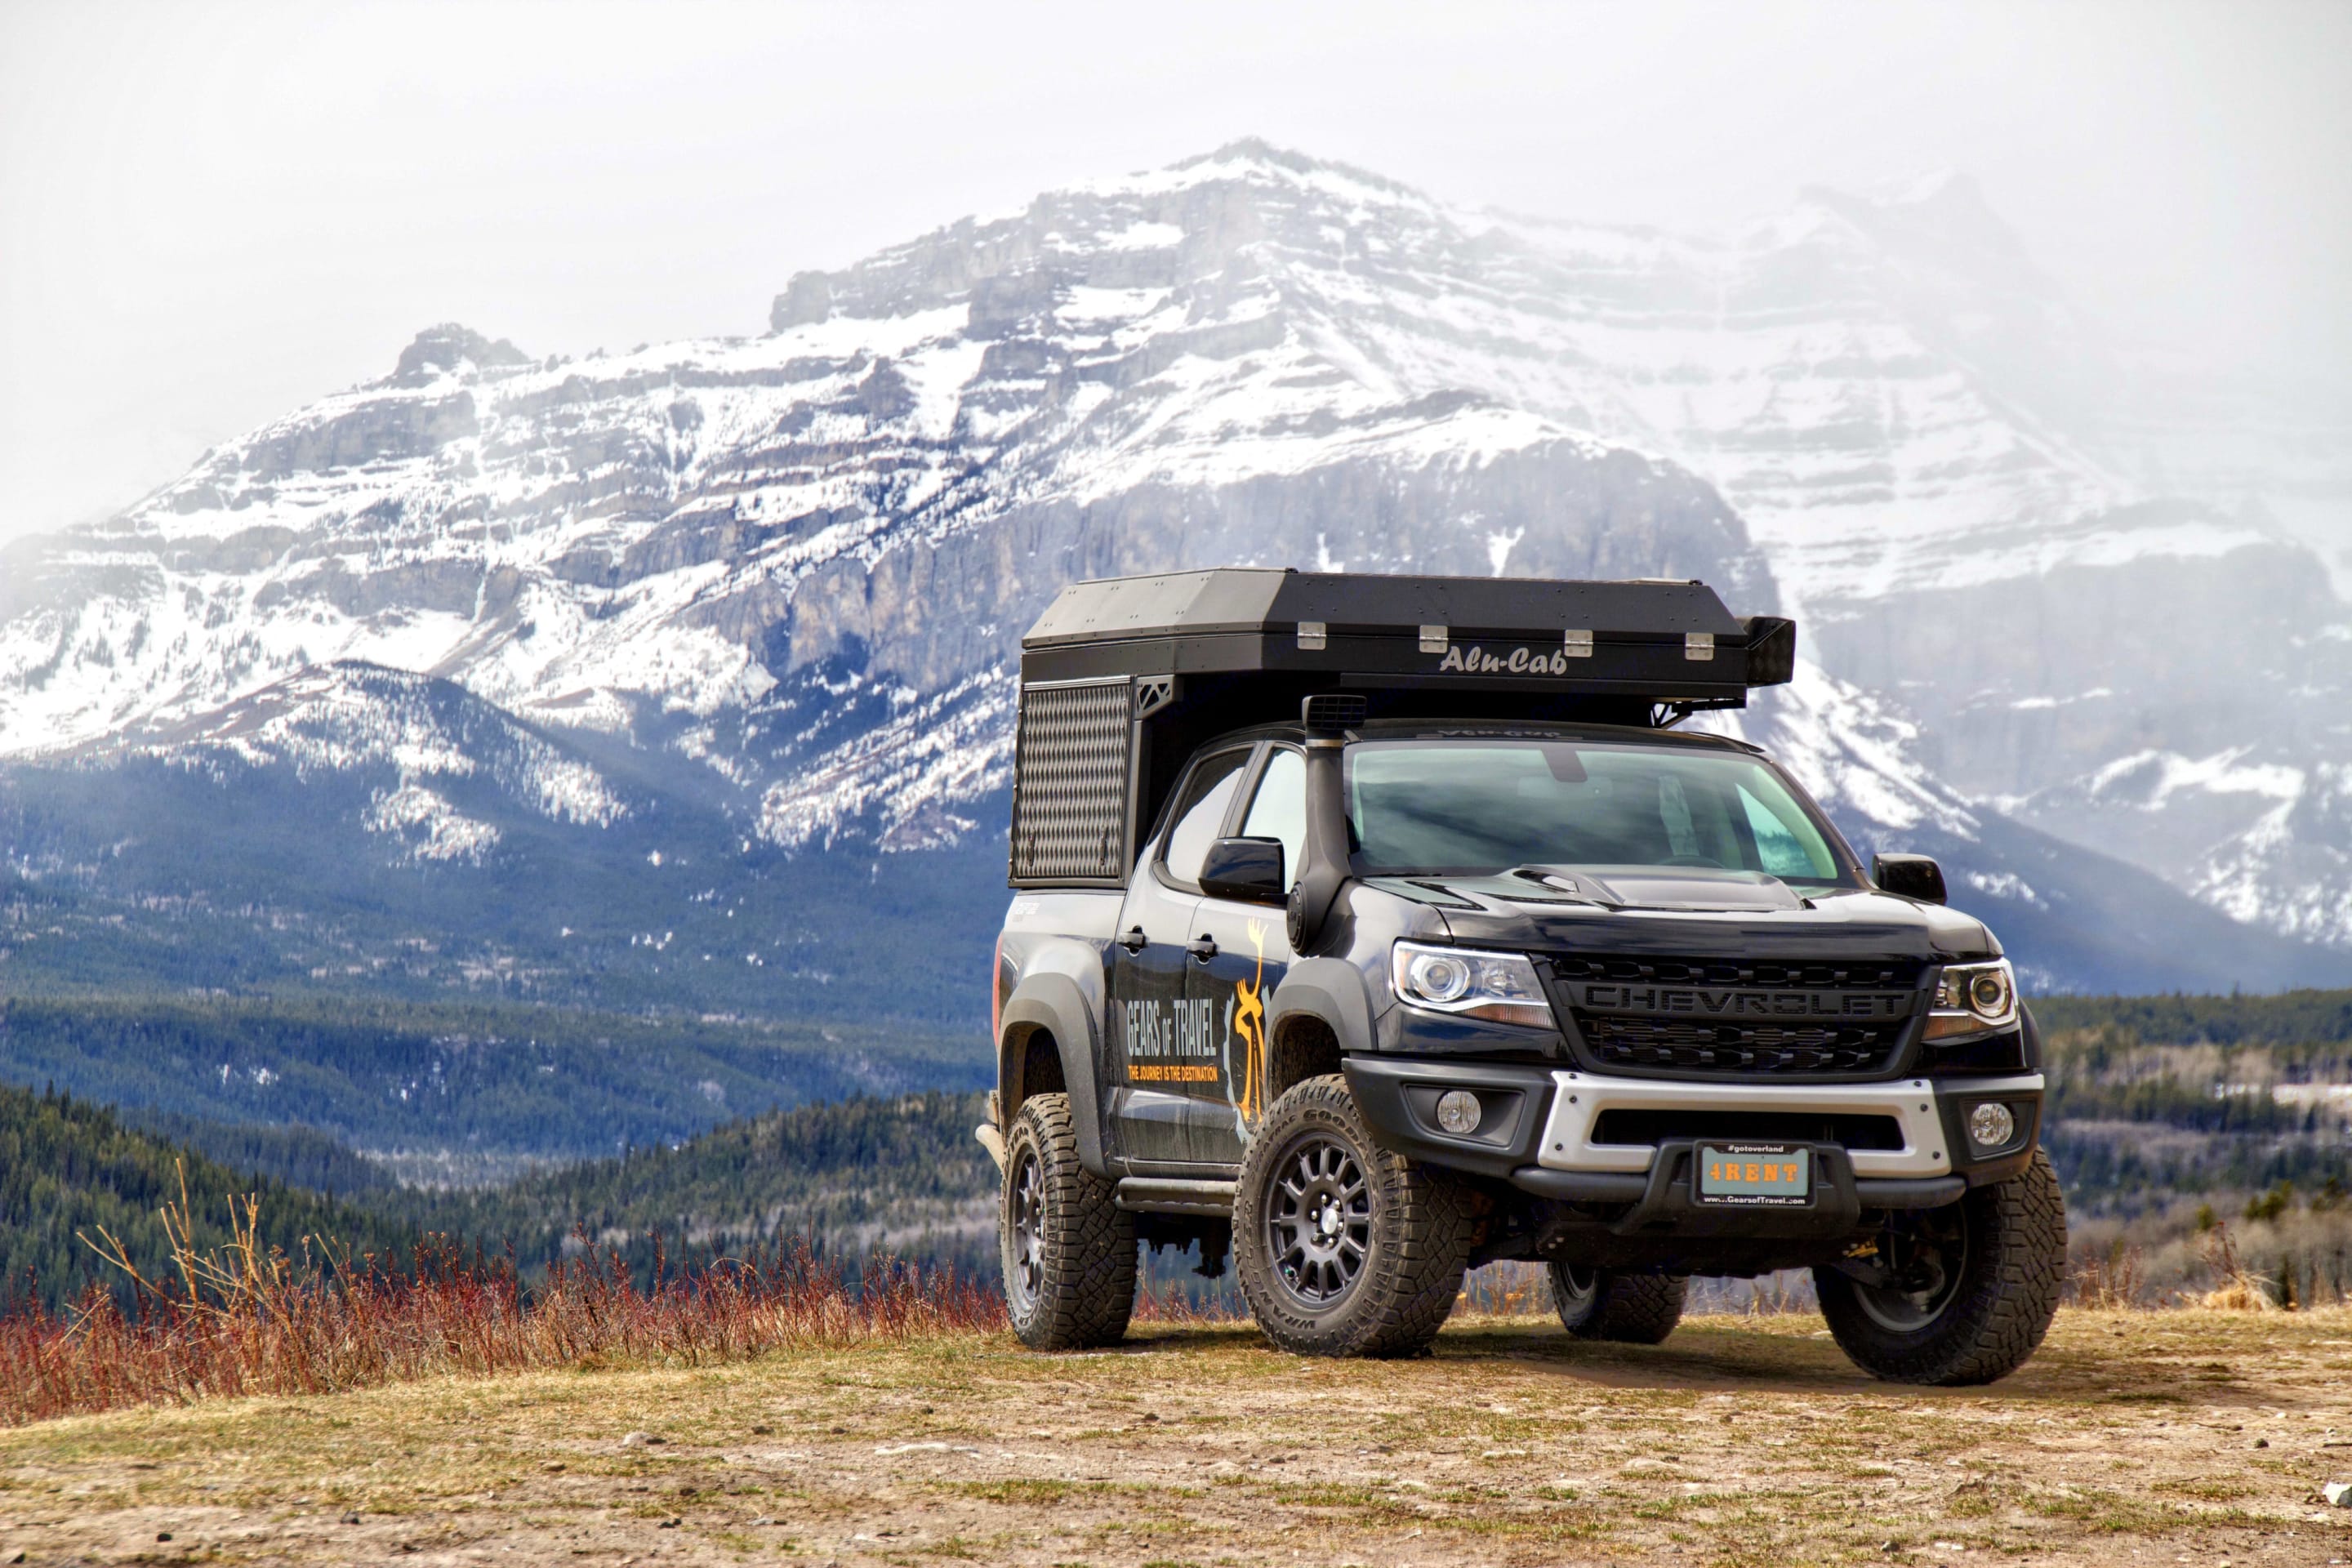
1009, 568, 1796, 887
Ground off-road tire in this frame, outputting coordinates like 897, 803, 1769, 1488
1000, 1093, 1136, 1351
1548, 1263, 1688, 1344
1233, 1074, 1473, 1358
1814, 1149, 2067, 1386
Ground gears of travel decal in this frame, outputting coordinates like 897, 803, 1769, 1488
1228, 920, 1269, 1126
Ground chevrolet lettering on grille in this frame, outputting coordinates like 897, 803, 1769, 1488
1573, 984, 1912, 1020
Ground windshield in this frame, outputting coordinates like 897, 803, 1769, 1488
1346, 739, 1851, 884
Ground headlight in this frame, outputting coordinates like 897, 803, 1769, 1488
1390, 941, 1554, 1029
1926, 958, 2018, 1040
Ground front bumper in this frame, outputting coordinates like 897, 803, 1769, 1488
1343, 1056, 2043, 1211
1536, 1067, 2029, 1180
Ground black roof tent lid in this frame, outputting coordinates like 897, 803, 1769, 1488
1009, 570, 1795, 888
1021, 568, 1792, 702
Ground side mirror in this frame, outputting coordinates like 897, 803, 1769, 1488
1200, 836, 1287, 904
1873, 853, 1947, 905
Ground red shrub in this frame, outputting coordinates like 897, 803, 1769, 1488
0, 1187, 1005, 1426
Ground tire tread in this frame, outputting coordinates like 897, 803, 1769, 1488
1002, 1093, 1136, 1351
1565, 1272, 1686, 1345
1815, 1149, 2066, 1386
1234, 1075, 1472, 1359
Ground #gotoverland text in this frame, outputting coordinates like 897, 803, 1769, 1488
981, 568, 2065, 1384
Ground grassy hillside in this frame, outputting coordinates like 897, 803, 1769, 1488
404, 1089, 997, 1284
2033, 991, 2352, 1214
0, 1082, 997, 1310
114, 1107, 399, 1198
8, 987, 2344, 1316
0, 991, 987, 1165
2034, 987, 2352, 1045
0, 1081, 416, 1313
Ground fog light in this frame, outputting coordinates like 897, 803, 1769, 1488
1435, 1089, 1483, 1135
1967, 1102, 2016, 1151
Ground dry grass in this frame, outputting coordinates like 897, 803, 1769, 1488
2195, 1222, 2283, 1313
2070, 1240, 2148, 1309
0, 1181, 1245, 1430
2, 1308, 2348, 1566
6, 1187, 2350, 1561
2065, 1196, 2352, 1308
0, 1181, 1011, 1428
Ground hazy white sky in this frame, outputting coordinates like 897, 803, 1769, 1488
2, 0, 2346, 543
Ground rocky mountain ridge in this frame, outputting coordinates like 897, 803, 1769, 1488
1, 140, 2343, 1007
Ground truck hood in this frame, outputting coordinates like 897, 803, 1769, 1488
1357, 868, 2001, 962
1479, 865, 1807, 913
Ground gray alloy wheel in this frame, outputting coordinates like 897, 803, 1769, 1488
1262, 1130, 1374, 1308
1815, 1149, 2066, 1386
1232, 1075, 1473, 1358
1848, 1203, 1971, 1333
999, 1092, 1136, 1351
1004, 1139, 1048, 1319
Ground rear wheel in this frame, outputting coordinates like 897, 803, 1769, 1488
1814, 1150, 2066, 1386
1000, 1093, 1136, 1350
1233, 1075, 1472, 1357
1548, 1263, 1687, 1344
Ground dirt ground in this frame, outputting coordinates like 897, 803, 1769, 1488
3, 1308, 2350, 1567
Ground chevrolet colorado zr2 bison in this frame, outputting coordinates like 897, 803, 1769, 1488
978, 569, 2064, 1386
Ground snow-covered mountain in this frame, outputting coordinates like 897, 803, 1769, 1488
1, 140, 2343, 1008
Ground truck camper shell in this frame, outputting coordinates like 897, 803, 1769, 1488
1009, 568, 1795, 889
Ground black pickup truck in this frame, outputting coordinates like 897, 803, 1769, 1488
982, 569, 2064, 1385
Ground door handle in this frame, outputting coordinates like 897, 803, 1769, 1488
1185, 935, 1218, 962
1118, 926, 1148, 954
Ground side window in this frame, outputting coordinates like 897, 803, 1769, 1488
1238, 747, 1307, 892
1160, 750, 1250, 889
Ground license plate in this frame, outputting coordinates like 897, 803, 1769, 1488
1696, 1143, 1812, 1207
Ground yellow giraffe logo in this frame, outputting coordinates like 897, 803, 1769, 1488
1232, 919, 1268, 1125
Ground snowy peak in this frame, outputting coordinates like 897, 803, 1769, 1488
0, 140, 2345, 983
2020, 743, 2352, 949
388, 324, 532, 388
0, 133, 1770, 798
99, 660, 635, 865
767, 135, 1466, 337
1169, 136, 1422, 192
1797, 170, 2036, 270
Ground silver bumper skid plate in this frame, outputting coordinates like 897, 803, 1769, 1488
1533, 1067, 2046, 1181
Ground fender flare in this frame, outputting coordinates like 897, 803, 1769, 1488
999, 971, 1109, 1176
1267, 956, 1377, 1056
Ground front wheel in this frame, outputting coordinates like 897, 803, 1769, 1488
1000, 1093, 1136, 1350
1814, 1150, 2066, 1386
1549, 1263, 1687, 1344
1232, 1075, 1473, 1358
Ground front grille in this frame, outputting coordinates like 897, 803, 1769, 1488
1544, 954, 1926, 1079
1550, 956, 1917, 990
1579, 1015, 1895, 1074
